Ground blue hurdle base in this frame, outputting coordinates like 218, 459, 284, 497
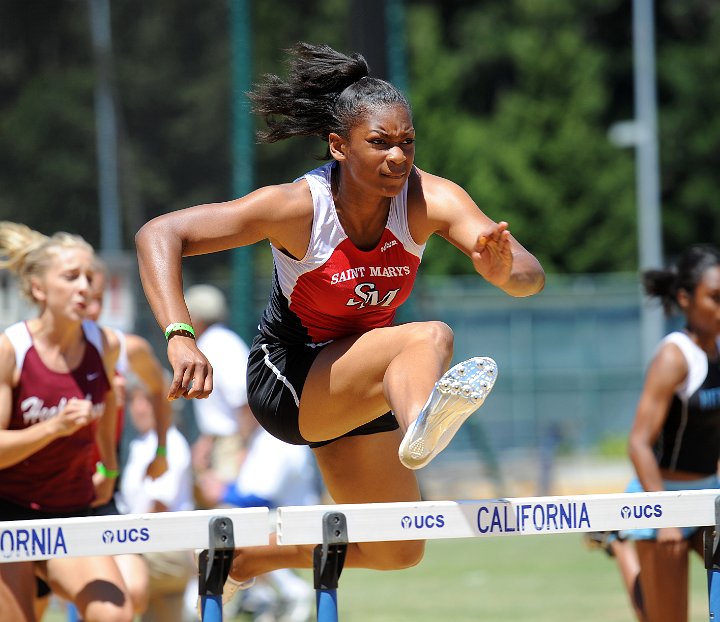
199, 594, 224, 622
316, 589, 340, 622
704, 499, 720, 622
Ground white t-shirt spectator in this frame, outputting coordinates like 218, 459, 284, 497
118, 426, 194, 514
225, 428, 321, 508
193, 324, 250, 437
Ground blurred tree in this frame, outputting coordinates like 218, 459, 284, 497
655, 0, 720, 260
0, 0, 718, 276
409, 0, 637, 274
0, 1, 99, 241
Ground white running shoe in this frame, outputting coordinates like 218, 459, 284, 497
197, 576, 256, 619
399, 356, 498, 470
195, 549, 256, 619
221, 575, 257, 606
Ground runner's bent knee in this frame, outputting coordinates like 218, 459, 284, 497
83, 601, 134, 622
399, 321, 454, 362
358, 540, 425, 571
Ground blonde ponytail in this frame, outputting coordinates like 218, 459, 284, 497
0, 221, 93, 304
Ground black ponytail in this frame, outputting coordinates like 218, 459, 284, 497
643, 244, 720, 315
248, 42, 410, 156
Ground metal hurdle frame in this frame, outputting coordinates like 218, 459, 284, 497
3, 491, 720, 621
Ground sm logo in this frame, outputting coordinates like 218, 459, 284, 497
346, 283, 400, 309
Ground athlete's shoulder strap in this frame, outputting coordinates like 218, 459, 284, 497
387, 167, 425, 257
3, 321, 32, 371
81, 319, 104, 357
660, 331, 708, 399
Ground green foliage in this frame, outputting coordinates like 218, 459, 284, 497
1, 1, 719, 278
596, 435, 629, 458
321, 535, 709, 621
41, 532, 711, 622
409, 1, 636, 273
656, 1, 720, 259
0, 2, 98, 241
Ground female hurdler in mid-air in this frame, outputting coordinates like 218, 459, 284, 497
135, 42, 545, 604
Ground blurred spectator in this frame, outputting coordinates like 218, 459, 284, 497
83, 257, 173, 616
0, 221, 132, 621
196, 413, 321, 622
87, 257, 171, 482
184, 284, 251, 490
118, 372, 196, 622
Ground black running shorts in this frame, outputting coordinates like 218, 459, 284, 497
246, 335, 399, 447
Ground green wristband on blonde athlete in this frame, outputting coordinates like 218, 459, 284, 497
156, 445, 167, 457
164, 322, 195, 342
96, 462, 120, 479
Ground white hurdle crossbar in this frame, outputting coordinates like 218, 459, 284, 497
0, 507, 269, 563
277, 489, 720, 545
3, 489, 715, 561
2, 491, 720, 621
278, 489, 720, 622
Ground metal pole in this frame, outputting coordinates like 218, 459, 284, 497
632, 0, 665, 364
385, 0, 408, 94
351, 0, 389, 79
88, 0, 121, 252
228, 0, 255, 341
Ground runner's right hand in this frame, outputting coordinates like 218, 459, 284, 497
166, 336, 213, 400
53, 397, 96, 437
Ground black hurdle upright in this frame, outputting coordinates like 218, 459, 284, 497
198, 516, 236, 622
314, 511, 349, 622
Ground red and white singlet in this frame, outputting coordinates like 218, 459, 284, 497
258, 162, 425, 345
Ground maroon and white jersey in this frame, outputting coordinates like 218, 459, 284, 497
258, 162, 425, 345
0, 321, 110, 512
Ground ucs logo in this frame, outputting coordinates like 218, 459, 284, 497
620, 504, 662, 520
400, 514, 445, 529
102, 528, 150, 544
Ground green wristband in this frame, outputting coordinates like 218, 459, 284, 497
96, 462, 120, 479
156, 445, 167, 457
164, 322, 196, 342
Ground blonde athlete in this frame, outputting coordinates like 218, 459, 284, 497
0, 222, 133, 622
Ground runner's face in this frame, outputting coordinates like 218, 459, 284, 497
340, 103, 415, 197
686, 265, 720, 339
86, 271, 106, 321
33, 247, 94, 321
128, 388, 154, 433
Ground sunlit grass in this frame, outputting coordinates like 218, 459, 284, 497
330, 534, 709, 622
41, 533, 710, 621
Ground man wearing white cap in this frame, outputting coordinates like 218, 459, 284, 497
184, 284, 251, 487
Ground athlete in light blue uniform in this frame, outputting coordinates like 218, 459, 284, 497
587, 244, 720, 622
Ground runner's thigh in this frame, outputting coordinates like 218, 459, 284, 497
312, 430, 425, 569
312, 429, 421, 504
300, 321, 452, 434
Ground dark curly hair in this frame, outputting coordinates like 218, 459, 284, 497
643, 244, 720, 315
247, 42, 411, 157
